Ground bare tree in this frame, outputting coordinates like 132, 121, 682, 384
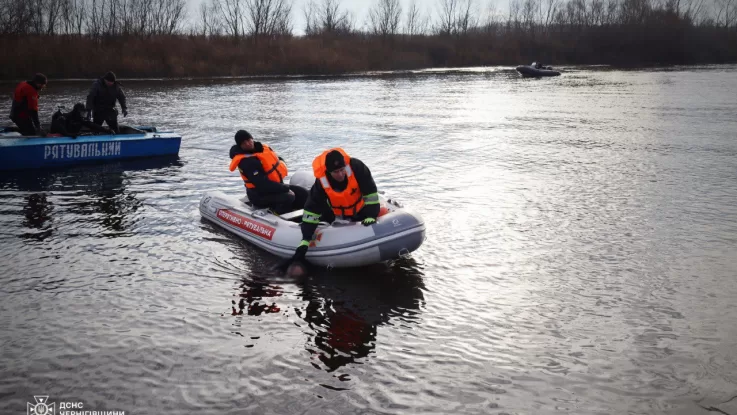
508, 0, 522, 30
682, 0, 707, 23
368, 0, 402, 36
603, 0, 617, 24
482, 0, 503, 30
272, 0, 293, 35
521, 0, 537, 32
199, 0, 223, 35
541, 0, 560, 28
590, 0, 604, 25
437, 0, 458, 34
72, 0, 87, 34
0, 0, 34, 34
620, 0, 652, 25
303, 0, 318, 34
455, 0, 477, 34
86, 0, 104, 37
318, 0, 352, 33
244, 0, 292, 39
715, 0, 736, 27
151, 0, 187, 35
404, 0, 428, 35
215, 0, 245, 37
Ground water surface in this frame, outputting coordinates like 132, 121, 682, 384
1, 65, 737, 414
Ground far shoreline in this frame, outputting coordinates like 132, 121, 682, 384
2, 63, 735, 84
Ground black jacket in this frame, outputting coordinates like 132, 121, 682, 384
229, 143, 290, 195
300, 157, 379, 241
86, 78, 127, 115
50, 110, 110, 137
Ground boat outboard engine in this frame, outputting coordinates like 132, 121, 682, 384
288, 170, 315, 190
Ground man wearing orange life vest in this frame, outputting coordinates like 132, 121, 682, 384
229, 130, 308, 214
289, 148, 380, 264
9, 73, 47, 136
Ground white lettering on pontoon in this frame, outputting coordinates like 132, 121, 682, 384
43, 142, 122, 160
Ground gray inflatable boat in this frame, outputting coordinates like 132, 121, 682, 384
516, 63, 561, 77
199, 171, 426, 268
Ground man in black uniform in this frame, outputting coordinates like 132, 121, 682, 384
86, 71, 128, 134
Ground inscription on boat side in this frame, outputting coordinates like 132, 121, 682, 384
44, 142, 122, 160
216, 209, 275, 240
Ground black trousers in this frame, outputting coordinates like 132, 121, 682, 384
11, 117, 38, 136
93, 111, 119, 133
248, 185, 308, 215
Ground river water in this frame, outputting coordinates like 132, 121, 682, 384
1, 65, 736, 414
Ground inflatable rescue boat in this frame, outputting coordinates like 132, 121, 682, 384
199, 171, 426, 268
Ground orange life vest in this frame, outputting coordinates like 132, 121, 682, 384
312, 148, 365, 217
229, 144, 288, 189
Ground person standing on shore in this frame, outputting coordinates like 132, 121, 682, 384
86, 71, 128, 134
9, 73, 47, 136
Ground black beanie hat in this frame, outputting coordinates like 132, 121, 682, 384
325, 150, 346, 172
32, 73, 47, 85
103, 71, 116, 82
235, 130, 253, 145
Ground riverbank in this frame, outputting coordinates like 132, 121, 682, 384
1, 27, 735, 81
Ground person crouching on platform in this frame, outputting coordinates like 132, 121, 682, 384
9, 73, 47, 136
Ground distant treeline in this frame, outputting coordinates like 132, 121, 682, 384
0, 0, 735, 79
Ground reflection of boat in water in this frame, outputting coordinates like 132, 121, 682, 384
299, 260, 425, 372
0, 157, 183, 241
0, 125, 182, 171
233, 258, 425, 373
200, 171, 426, 268
516, 63, 561, 77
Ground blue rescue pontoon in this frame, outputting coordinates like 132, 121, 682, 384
0, 126, 181, 171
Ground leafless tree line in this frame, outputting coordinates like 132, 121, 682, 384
0, 0, 187, 36
302, 0, 354, 35
367, 0, 736, 36
197, 0, 293, 38
501, 0, 734, 31
0, 0, 734, 39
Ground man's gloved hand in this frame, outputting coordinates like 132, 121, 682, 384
85, 112, 92, 121
122, 108, 128, 117
361, 217, 377, 226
